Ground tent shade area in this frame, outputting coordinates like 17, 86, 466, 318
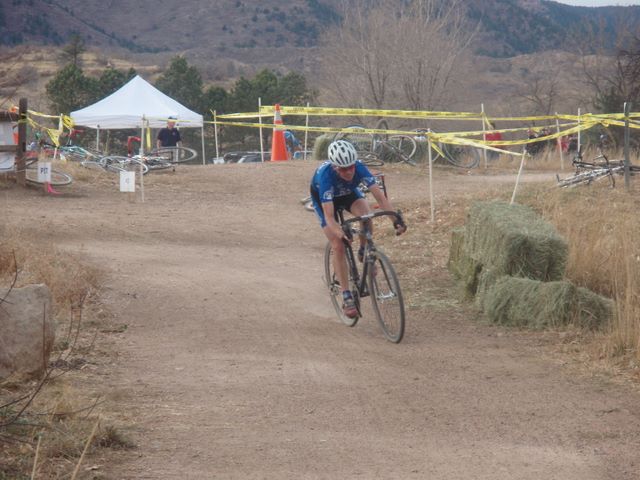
70, 75, 205, 163
71, 75, 203, 129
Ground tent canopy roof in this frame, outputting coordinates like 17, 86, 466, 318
70, 75, 203, 129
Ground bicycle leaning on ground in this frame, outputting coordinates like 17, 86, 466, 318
324, 208, 407, 343
555, 145, 640, 188
334, 122, 418, 166
0, 154, 73, 187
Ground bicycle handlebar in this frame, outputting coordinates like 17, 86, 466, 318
341, 210, 406, 236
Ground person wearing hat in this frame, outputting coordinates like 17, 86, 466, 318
157, 116, 182, 149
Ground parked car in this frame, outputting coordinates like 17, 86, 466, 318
222, 151, 271, 163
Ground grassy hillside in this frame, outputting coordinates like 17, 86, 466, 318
1, 0, 639, 59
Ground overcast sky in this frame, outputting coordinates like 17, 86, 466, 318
554, 0, 640, 5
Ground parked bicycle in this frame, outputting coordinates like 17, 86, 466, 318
0, 154, 73, 187
333, 121, 418, 166
81, 155, 149, 175
414, 129, 481, 169
555, 145, 639, 188
324, 209, 406, 343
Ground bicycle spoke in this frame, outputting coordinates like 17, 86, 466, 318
368, 250, 405, 343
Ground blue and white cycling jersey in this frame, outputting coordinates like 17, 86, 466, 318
310, 160, 377, 203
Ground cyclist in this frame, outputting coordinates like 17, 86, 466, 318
310, 140, 406, 318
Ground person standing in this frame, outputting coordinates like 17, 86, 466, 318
484, 122, 504, 160
157, 116, 182, 149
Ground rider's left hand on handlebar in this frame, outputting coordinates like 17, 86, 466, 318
394, 223, 407, 236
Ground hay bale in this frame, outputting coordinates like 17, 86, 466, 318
464, 201, 567, 281
447, 228, 465, 278
576, 287, 614, 329
459, 256, 483, 298
484, 276, 612, 329
448, 227, 482, 297
312, 134, 332, 161
475, 267, 503, 311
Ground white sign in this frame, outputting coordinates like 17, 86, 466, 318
119, 170, 136, 192
37, 162, 52, 183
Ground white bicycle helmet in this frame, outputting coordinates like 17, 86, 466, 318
328, 140, 357, 167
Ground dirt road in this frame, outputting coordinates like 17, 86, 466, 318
4, 162, 640, 479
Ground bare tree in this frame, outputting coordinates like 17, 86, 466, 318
514, 58, 560, 116
393, 0, 476, 111
318, 0, 398, 111
318, 0, 476, 113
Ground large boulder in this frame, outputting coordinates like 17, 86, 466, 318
0, 284, 55, 379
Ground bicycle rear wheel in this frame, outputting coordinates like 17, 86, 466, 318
144, 156, 174, 171
151, 147, 197, 163
102, 156, 149, 175
324, 242, 360, 327
368, 250, 405, 343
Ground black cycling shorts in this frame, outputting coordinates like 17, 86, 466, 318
310, 186, 361, 228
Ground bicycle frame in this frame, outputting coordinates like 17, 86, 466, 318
337, 209, 401, 299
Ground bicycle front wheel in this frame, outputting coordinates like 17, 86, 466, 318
25, 166, 73, 186
324, 242, 360, 327
388, 135, 417, 165
439, 143, 481, 169
368, 250, 405, 343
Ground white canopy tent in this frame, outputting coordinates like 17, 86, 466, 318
70, 75, 205, 162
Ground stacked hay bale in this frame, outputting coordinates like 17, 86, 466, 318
448, 201, 613, 329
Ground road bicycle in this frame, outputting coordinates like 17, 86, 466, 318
413, 129, 481, 169
39, 141, 104, 164
555, 146, 640, 187
149, 146, 198, 164
333, 125, 385, 166
374, 134, 418, 166
134, 147, 198, 172
324, 209, 406, 343
0, 155, 73, 186
81, 155, 150, 175
333, 122, 418, 166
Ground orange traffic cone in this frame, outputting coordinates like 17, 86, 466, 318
270, 104, 288, 162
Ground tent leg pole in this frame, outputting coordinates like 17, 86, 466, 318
201, 126, 206, 165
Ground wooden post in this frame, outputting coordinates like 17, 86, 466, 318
16, 98, 27, 186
